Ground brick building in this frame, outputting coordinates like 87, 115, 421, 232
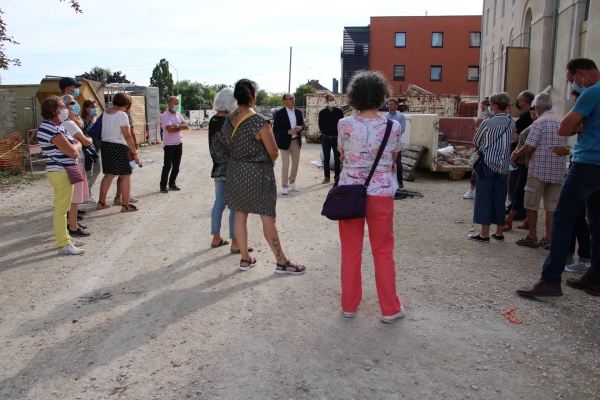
341, 15, 482, 101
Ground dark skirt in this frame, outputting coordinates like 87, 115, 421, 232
101, 141, 132, 176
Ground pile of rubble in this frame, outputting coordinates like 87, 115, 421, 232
437, 135, 474, 166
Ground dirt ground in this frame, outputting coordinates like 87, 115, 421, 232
0, 130, 599, 400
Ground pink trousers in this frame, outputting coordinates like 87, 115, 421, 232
339, 195, 401, 316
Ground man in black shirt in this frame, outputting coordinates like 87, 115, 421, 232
318, 94, 344, 183
515, 90, 535, 136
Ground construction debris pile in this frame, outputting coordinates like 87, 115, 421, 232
437, 134, 474, 166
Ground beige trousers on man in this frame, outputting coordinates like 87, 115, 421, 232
280, 139, 301, 188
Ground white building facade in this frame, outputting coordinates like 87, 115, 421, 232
479, 0, 597, 117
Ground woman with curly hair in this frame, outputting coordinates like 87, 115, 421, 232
336, 71, 404, 323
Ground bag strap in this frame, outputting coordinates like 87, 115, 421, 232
478, 120, 511, 151
364, 119, 394, 188
231, 112, 255, 139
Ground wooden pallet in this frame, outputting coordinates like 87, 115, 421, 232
400, 144, 427, 181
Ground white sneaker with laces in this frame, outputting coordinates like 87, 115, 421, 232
381, 306, 406, 323
282, 187, 289, 195
565, 261, 590, 273
463, 188, 475, 199
290, 182, 299, 191
58, 244, 85, 255
71, 238, 85, 247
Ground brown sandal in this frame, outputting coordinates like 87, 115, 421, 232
97, 201, 112, 210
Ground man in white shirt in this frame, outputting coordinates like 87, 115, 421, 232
273, 94, 304, 195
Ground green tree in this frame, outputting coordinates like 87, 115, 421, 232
150, 59, 174, 104
78, 66, 132, 84
255, 89, 269, 106
293, 84, 316, 107
174, 80, 204, 111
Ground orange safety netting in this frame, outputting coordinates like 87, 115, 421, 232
0, 132, 25, 172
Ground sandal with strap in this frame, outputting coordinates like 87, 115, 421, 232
97, 201, 112, 210
539, 238, 550, 250
121, 204, 139, 213
239, 257, 257, 271
516, 235, 539, 248
275, 260, 306, 275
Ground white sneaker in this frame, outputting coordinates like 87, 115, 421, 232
58, 244, 85, 255
505, 199, 512, 207
282, 187, 289, 195
381, 306, 406, 323
290, 182, 299, 191
565, 261, 590, 273
71, 238, 85, 247
130, 196, 139, 203
463, 188, 475, 199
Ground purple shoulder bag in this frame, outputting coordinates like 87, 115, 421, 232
321, 120, 393, 220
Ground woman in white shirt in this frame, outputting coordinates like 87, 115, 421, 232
61, 95, 92, 237
97, 93, 141, 212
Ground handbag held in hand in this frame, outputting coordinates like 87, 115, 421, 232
321, 120, 393, 220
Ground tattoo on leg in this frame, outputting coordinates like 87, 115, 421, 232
271, 237, 284, 262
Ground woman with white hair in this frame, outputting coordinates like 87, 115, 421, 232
209, 87, 248, 253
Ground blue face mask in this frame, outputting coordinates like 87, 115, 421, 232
73, 88, 80, 98
488, 107, 494, 116
172, 105, 180, 112
90, 108, 98, 116
572, 82, 585, 93
71, 103, 81, 114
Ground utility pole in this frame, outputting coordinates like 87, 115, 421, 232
288, 47, 292, 94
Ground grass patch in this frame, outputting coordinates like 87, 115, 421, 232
0, 170, 46, 189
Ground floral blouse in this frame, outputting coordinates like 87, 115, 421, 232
337, 115, 402, 196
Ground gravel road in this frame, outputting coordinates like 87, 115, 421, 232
0, 131, 598, 399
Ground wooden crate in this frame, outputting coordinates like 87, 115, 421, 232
130, 96, 146, 143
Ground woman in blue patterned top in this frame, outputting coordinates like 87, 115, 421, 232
37, 96, 85, 255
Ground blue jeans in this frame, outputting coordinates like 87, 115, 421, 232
541, 162, 600, 286
473, 163, 507, 226
211, 178, 235, 239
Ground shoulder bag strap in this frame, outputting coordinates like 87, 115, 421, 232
364, 119, 394, 188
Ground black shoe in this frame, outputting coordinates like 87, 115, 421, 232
491, 233, 505, 242
78, 222, 87, 229
160, 186, 169, 193
68, 227, 90, 237
468, 233, 490, 243
77, 210, 86, 215
169, 184, 181, 191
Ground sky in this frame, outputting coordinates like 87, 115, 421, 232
1, 0, 482, 93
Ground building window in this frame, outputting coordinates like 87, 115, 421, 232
432, 32, 443, 47
468, 66, 480, 82
585, 0, 590, 21
430, 66, 442, 81
394, 65, 405, 81
502, 0, 506, 17
493, 0, 497, 28
485, 9, 490, 36
470, 32, 481, 47
395, 32, 406, 47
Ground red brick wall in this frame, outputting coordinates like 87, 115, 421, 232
370, 16, 482, 96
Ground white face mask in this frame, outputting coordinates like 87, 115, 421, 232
328, 101, 335, 107
58, 109, 69, 122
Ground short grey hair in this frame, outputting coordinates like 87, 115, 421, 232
489, 92, 511, 110
520, 90, 535, 104
346, 71, 391, 111
213, 87, 237, 113
534, 92, 552, 110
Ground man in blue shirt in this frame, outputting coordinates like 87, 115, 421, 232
517, 58, 600, 298
383, 98, 406, 188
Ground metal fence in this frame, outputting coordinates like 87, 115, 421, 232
15, 96, 38, 137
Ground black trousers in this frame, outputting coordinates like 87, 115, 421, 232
321, 135, 341, 179
160, 143, 182, 187
396, 153, 404, 187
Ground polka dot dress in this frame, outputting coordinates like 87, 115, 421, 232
223, 113, 277, 217
101, 141, 132, 176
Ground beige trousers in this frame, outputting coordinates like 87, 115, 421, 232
280, 139, 300, 188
